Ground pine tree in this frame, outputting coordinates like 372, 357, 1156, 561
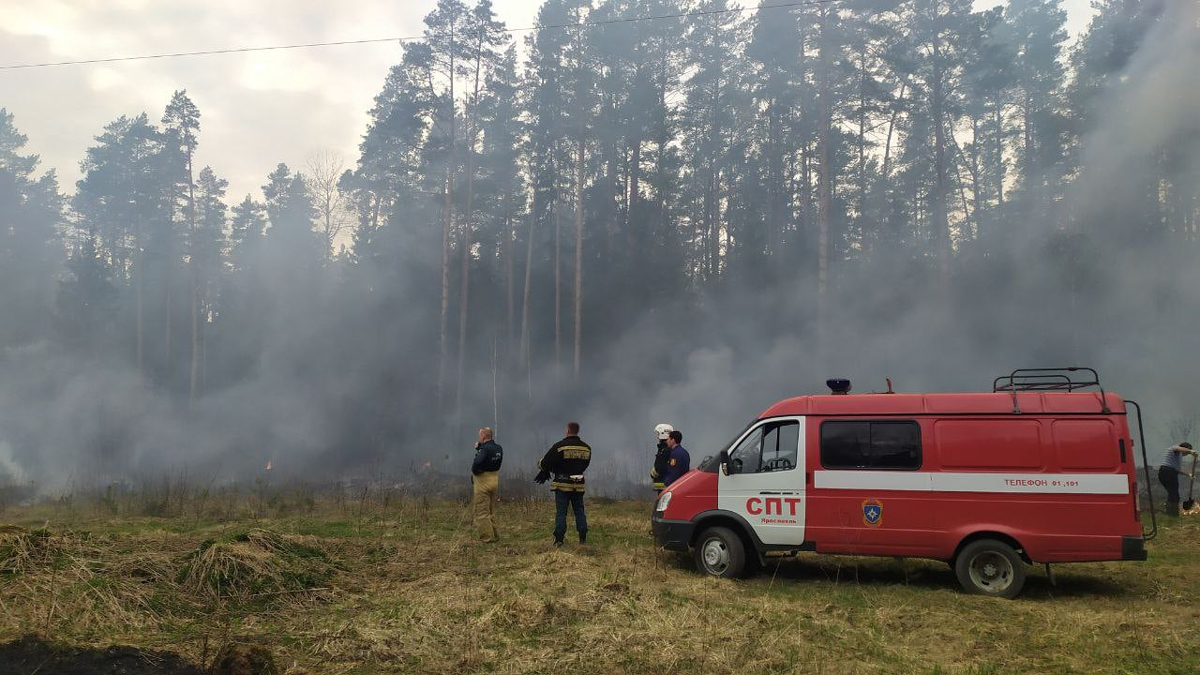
456, 0, 508, 418
56, 234, 115, 351
74, 113, 170, 374
193, 166, 228, 395
906, 0, 976, 289
162, 90, 204, 403
680, 0, 743, 283
744, 3, 807, 284
422, 0, 473, 412
1004, 0, 1069, 209
0, 109, 64, 348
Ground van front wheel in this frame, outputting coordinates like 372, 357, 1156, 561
954, 539, 1027, 598
694, 526, 746, 578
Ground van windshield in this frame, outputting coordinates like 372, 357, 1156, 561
698, 421, 756, 473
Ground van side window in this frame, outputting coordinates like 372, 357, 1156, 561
763, 422, 799, 472
820, 421, 921, 470
730, 421, 799, 474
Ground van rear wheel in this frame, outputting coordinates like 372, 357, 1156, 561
694, 526, 746, 578
954, 539, 1026, 598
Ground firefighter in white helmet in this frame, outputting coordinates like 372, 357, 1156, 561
650, 423, 674, 494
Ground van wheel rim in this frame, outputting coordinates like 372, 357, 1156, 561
701, 538, 730, 574
968, 551, 1013, 592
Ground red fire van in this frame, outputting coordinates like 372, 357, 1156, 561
652, 368, 1154, 597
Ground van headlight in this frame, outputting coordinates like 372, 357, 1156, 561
656, 491, 672, 512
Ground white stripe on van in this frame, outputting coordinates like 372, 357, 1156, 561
813, 471, 1129, 495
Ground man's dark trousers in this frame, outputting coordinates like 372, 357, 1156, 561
1159, 465, 1181, 516
554, 490, 587, 542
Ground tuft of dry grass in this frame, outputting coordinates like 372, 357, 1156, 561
0, 526, 58, 574
178, 529, 336, 601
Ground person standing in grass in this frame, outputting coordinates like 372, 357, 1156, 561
1158, 441, 1196, 517
650, 423, 674, 494
536, 421, 592, 547
662, 430, 690, 487
472, 427, 504, 543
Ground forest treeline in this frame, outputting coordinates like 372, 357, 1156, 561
0, 0, 1195, 482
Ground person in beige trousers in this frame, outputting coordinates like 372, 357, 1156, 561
471, 427, 504, 542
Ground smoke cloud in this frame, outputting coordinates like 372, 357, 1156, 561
0, 0, 1197, 494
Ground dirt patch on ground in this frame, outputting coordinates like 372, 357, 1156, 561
0, 635, 204, 675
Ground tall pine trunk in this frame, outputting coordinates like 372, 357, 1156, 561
164, 264, 171, 371
456, 33, 486, 422
505, 212, 514, 358
573, 131, 584, 381
187, 150, 199, 406
134, 219, 143, 376
553, 194, 560, 384
815, 7, 833, 352
970, 116, 983, 237
439, 169, 453, 413
437, 21, 457, 415
931, 14, 951, 292
1023, 90, 1034, 200
994, 104, 1005, 209
857, 49, 868, 254
520, 211, 534, 398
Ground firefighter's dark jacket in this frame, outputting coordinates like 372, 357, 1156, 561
650, 440, 670, 491
472, 440, 504, 475
539, 435, 591, 492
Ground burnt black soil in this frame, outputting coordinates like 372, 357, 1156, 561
0, 635, 204, 675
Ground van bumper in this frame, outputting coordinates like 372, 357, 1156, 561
652, 515, 693, 552
1121, 536, 1147, 561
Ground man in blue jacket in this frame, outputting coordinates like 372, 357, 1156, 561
663, 430, 690, 487
472, 427, 503, 542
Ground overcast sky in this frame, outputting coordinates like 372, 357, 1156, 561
1, 0, 1096, 204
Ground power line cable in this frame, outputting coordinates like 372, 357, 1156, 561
0, 0, 841, 71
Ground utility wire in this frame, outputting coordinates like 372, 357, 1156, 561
0, 0, 841, 71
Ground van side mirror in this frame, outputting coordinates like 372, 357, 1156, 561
719, 449, 733, 476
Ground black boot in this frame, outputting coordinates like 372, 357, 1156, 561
553, 538, 564, 548
1167, 501, 1180, 517
578, 531, 587, 545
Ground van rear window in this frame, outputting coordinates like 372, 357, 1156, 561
820, 421, 921, 470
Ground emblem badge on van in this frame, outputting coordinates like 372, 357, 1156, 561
862, 499, 883, 527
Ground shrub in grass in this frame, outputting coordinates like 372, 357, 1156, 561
177, 528, 336, 600
0, 526, 59, 574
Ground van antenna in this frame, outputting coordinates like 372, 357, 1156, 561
886, 377, 894, 394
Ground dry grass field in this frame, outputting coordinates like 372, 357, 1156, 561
0, 484, 1197, 674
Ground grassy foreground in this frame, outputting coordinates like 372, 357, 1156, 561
1, 491, 1198, 674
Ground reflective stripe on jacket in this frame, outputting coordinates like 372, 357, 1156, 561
539, 436, 591, 492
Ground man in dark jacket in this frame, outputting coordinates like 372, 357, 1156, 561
663, 430, 690, 487
536, 421, 592, 546
472, 427, 503, 542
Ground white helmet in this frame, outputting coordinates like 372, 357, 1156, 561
654, 423, 675, 440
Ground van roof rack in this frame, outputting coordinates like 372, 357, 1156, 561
992, 367, 1110, 414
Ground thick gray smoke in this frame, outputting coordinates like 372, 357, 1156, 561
599, 0, 1200, 469
0, 1, 1197, 494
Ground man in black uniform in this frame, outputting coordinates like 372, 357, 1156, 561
536, 421, 592, 547
650, 423, 674, 494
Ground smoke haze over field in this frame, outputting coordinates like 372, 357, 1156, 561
0, 0, 1196, 493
